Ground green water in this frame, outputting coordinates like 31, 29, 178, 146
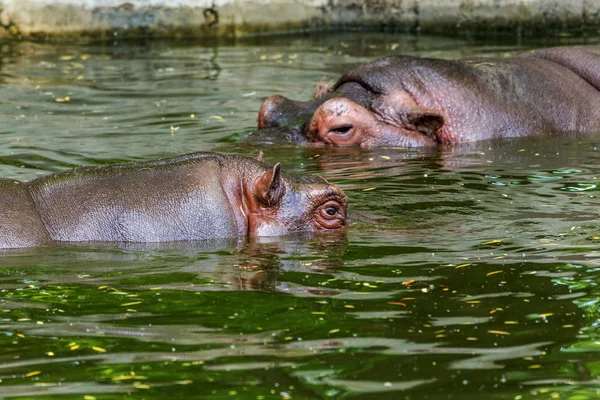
1, 33, 600, 399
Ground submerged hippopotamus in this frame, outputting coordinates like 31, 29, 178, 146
257, 46, 600, 147
0, 152, 347, 249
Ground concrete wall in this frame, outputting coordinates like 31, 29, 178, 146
0, 0, 598, 40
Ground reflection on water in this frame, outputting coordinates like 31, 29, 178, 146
0, 33, 600, 399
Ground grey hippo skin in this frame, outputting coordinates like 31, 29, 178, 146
257, 46, 600, 147
0, 179, 52, 248
0, 152, 347, 249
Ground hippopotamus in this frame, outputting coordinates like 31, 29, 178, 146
0, 152, 347, 249
257, 46, 600, 147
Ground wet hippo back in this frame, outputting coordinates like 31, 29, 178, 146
28, 154, 241, 242
0, 179, 51, 248
523, 47, 600, 92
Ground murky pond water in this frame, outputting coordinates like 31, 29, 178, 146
1, 33, 600, 399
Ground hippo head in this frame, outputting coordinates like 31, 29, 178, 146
257, 56, 449, 147
240, 162, 348, 236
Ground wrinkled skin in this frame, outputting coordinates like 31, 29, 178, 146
0, 152, 347, 249
257, 46, 600, 147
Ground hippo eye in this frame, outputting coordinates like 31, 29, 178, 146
325, 205, 338, 216
315, 200, 346, 230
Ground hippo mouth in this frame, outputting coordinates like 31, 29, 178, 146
248, 125, 311, 146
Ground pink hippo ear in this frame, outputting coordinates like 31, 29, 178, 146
381, 92, 446, 138
253, 163, 285, 207
405, 108, 446, 136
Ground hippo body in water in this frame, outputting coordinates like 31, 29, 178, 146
257, 46, 600, 147
0, 152, 347, 249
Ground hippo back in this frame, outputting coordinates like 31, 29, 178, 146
27, 153, 243, 243
0, 179, 51, 248
522, 46, 600, 92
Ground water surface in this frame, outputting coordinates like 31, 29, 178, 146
1, 33, 600, 399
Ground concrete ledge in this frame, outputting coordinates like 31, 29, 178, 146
0, 0, 599, 40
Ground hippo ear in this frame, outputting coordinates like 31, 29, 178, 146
406, 108, 445, 136
253, 163, 284, 207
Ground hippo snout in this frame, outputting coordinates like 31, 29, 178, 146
258, 95, 318, 131
258, 94, 288, 129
